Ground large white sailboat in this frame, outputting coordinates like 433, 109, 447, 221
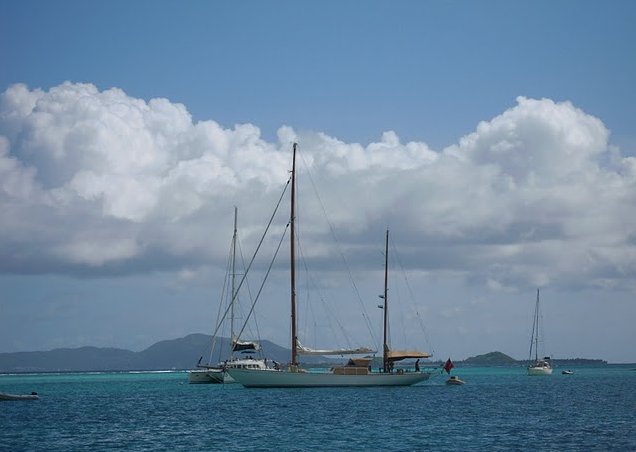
527, 288, 553, 376
228, 143, 434, 388
188, 208, 267, 384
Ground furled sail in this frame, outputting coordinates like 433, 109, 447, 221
296, 340, 376, 356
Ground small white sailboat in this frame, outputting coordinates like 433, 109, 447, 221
527, 289, 553, 376
228, 143, 434, 388
188, 208, 267, 384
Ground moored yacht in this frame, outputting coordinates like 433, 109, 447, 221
188, 208, 267, 384
527, 289, 553, 376
228, 144, 435, 388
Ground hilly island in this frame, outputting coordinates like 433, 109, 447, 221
0, 335, 607, 373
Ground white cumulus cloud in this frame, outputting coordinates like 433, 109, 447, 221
0, 82, 634, 293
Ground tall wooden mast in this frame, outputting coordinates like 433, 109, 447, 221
290, 143, 298, 366
230, 206, 238, 358
383, 229, 390, 373
534, 288, 540, 361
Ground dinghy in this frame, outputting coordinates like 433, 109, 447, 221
446, 376, 465, 385
0, 391, 39, 401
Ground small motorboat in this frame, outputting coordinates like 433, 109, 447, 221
446, 376, 465, 385
0, 391, 39, 401
562, 370, 574, 375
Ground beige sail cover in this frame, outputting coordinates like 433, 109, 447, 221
386, 350, 431, 361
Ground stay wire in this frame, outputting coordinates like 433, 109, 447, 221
234, 221, 290, 344
207, 176, 291, 344
206, 239, 234, 365
389, 238, 436, 357
298, 152, 379, 348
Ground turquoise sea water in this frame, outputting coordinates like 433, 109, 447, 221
1, 366, 635, 451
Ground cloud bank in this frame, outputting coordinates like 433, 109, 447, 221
1, 82, 634, 291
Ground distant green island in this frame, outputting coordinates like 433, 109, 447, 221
0, 336, 609, 373
450, 351, 607, 367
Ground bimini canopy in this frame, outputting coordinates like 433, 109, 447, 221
296, 340, 376, 356
232, 339, 261, 352
386, 350, 431, 362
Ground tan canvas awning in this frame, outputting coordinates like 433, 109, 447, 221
386, 350, 431, 361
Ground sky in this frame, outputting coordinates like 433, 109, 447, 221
1, 1, 635, 363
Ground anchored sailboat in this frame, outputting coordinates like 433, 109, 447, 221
527, 288, 553, 376
188, 207, 267, 384
227, 143, 434, 387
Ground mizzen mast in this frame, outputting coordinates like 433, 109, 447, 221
290, 143, 298, 367
383, 229, 390, 373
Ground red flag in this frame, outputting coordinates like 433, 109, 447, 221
444, 358, 454, 374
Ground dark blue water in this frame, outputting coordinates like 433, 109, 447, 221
1, 366, 634, 451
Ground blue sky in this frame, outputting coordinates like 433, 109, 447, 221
1, 1, 635, 362
4, 1, 635, 149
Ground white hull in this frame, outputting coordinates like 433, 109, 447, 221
228, 368, 432, 388
527, 366, 553, 376
188, 369, 225, 384
189, 358, 268, 384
